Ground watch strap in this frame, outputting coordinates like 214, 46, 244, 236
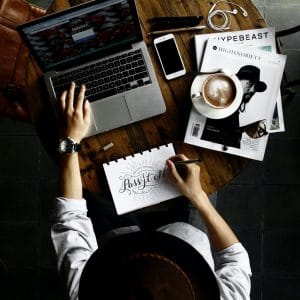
74, 142, 82, 152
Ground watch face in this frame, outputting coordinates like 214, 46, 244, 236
58, 138, 74, 153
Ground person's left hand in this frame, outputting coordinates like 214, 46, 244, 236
58, 82, 90, 143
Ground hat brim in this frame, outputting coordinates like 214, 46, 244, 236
254, 81, 267, 92
79, 231, 220, 300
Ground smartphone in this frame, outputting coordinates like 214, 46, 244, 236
153, 34, 186, 80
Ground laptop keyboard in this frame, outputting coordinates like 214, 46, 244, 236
51, 49, 151, 103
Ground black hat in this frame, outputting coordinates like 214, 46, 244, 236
79, 231, 220, 300
236, 65, 267, 92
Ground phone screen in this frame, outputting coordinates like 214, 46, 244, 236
156, 38, 184, 75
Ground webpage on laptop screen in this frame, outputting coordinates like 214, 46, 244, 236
23, 0, 138, 69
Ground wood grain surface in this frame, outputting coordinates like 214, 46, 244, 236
26, 0, 267, 195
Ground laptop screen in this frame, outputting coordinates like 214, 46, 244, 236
20, 0, 141, 71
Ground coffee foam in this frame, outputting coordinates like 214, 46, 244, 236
203, 74, 236, 108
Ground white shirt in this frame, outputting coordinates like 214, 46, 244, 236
51, 197, 252, 300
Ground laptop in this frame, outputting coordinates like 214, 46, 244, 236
19, 0, 166, 137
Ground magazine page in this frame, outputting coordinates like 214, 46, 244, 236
269, 90, 284, 132
201, 40, 286, 128
194, 27, 276, 69
184, 40, 286, 161
194, 27, 285, 132
185, 107, 269, 160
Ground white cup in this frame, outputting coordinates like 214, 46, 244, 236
192, 72, 241, 109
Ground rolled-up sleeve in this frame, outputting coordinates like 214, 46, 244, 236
51, 197, 98, 300
214, 243, 252, 300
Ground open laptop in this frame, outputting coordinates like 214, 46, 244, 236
19, 0, 166, 137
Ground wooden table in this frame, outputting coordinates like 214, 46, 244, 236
26, 0, 266, 195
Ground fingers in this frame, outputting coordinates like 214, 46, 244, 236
168, 154, 201, 178
83, 99, 91, 123
169, 154, 189, 162
166, 159, 182, 183
75, 84, 86, 112
60, 82, 87, 114
168, 154, 193, 173
66, 82, 75, 112
58, 90, 67, 113
57, 82, 90, 142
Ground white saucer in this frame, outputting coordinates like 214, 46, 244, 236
190, 74, 243, 119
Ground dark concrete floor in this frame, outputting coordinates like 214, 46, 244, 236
0, 0, 299, 299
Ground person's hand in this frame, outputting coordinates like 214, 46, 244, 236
58, 82, 90, 143
166, 154, 209, 209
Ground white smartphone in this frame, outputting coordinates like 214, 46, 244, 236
153, 34, 186, 80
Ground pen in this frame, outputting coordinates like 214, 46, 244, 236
174, 158, 202, 166
150, 16, 203, 30
148, 25, 206, 36
150, 16, 203, 24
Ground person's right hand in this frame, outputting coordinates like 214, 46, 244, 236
58, 82, 90, 143
166, 154, 209, 209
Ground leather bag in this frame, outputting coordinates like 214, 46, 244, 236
0, 0, 45, 122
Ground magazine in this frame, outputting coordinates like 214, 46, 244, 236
194, 27, 285, 132
184, 40, 286, 161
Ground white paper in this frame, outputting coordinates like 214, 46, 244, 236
185, 107, 269, 160
103, 143, 181, 215
184, 40, 286, 161
194, 27, 285, 132
194, 27, 276, 70
200, 40, 286, 129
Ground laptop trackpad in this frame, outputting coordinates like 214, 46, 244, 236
92, 96, 132, 131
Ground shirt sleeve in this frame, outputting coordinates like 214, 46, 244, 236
51, 197, 98, 300
214, 243, 252, 300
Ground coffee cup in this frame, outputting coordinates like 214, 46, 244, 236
190, 71, 243, 119
200, 73, 237, 109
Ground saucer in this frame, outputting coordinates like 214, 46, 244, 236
190, 74, 243, 119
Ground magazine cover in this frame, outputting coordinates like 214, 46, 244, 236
194, 27, 284, 132
184, 40, 286, 161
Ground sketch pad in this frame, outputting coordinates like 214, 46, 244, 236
103, 143, 181, 215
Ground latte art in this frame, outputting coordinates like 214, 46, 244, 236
202, 74, 236, 108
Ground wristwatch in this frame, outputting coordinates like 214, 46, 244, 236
58, 137, 82, 154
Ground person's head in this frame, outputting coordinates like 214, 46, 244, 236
79, 232, 220, 300
236, 65, 267, 112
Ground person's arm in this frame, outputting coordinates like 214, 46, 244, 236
166, 154, 238, 251
57, 81, 90, 199
51, 82, 98, 300
167, 155, 251, 300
